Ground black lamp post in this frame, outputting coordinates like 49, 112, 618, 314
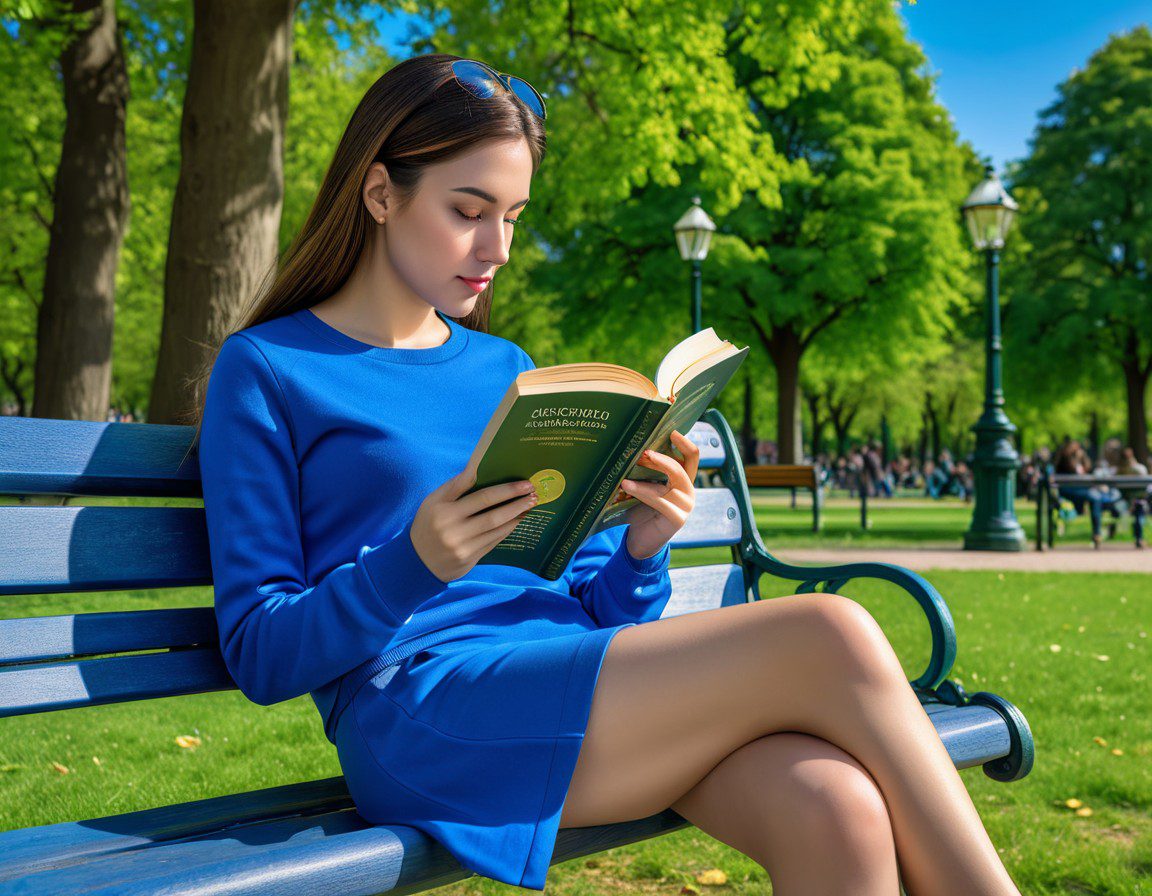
673, 196, 716, 334
961, 166, 1026, 551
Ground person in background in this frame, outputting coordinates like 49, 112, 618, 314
1117, 447, 1149, 549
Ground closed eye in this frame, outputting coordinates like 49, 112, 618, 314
456, 209, 519, 226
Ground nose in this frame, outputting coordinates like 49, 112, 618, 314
476, 217, 512, 267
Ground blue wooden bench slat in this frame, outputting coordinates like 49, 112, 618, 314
0, 606, 216, 663
0, 417, 202, 496
0, 648, 233, 717
0, 409, 1036, 895
0, 506, 212, 594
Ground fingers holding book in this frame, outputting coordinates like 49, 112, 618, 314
411, 471, 539, 582
618, 430, 698, 560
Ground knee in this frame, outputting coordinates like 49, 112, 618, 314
783, 738, 894, 852
804, 594, 906, 686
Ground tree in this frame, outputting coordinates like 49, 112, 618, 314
1010, 26, 1152, 464
148, 0, 299, 425
29, 0, 130, 421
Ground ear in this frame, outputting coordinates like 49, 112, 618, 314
363, 162, 390, 222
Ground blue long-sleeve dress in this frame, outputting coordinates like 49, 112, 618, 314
197, 305, 673, 890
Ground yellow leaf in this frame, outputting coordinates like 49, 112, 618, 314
1111, 749, 1124, 756
175, 735, 202, 749
1093, 736, 1108, 746
1095, 655, 1110, 662
1049, 644, 1062, 653
696, 868, 727, 886
51, 761, 69, 774
1075, 807, 1094, 817
92, 756, 101, 765
1064, 798, 1083, 809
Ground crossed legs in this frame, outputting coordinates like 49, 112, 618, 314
558, 594, 1021, 896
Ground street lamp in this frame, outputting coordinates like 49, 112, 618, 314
961, 165, 1026, 551
673, 196, 716, 334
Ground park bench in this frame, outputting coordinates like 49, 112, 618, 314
0, 408, 1034, 894
742, 463, 824, 532
1036, 469, 1152, 550
743, 462, 876, 530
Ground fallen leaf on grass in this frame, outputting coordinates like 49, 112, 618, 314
1111, 749, 1124, 756
51, 761, 69, 774
1065, 798, 1083, 809
1049, 644, 1062, 653
1093, 736, 1108, 747
175, 735, 202, 749
696, 868, 727, 886
1075, 807, 1094, 817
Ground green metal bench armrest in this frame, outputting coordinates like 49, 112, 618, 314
700, 408, 957, 694
742, 546, 957, 692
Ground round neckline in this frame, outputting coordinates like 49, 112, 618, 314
295, 306, 468, 365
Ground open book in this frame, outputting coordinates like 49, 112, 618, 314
461, 327, 750, 579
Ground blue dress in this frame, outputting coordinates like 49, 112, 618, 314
197, 306, 674, 891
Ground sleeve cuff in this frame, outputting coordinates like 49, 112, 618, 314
618, 535, 671, 576
361, 520, 448, 624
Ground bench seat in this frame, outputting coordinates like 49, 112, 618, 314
0, 694, 1021, 895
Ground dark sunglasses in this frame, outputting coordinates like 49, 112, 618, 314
451, 59, 547, 121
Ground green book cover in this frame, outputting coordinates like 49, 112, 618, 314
461, 328, 749, 579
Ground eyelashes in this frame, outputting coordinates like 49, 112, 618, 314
455, 208, 519, 226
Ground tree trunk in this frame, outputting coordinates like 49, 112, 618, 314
768, 328, 803, 463
1122, 360, 1150, 466
804, 389, 825, 458
740, 369, 755, 464
32, 0, 129, 422
148, 0, 296, 424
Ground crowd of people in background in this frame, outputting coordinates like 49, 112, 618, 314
751, 434, 1151, 549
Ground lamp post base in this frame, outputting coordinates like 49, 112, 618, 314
963, 412, 1026, 552
963, 526, 1026, 552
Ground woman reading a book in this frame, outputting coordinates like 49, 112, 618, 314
193, 54, 1023, 896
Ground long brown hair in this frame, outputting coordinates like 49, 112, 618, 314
182, 52, 547, 450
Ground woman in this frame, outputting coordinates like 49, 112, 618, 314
192, 54, 1022, 895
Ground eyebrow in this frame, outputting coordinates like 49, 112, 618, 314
451, 187, 530, 210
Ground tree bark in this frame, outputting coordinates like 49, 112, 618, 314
148, 0, 296, 424
32, 0, 129, 422
804, 388, 825, 458
740, 369, 755, 464
1122, 359, 1150, 466
768, 327, 803, 463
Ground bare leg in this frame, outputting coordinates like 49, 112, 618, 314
559, 594, 1020, 896
669, 731, 902, 895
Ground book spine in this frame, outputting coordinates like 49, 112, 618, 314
540, 399, 668, 579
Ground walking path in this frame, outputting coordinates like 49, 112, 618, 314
775, 545, 1152, 573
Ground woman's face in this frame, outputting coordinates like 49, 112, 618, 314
370, 135, 534, 319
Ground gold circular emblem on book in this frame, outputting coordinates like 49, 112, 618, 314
529, 469, 565, 505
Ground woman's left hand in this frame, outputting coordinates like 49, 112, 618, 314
618, 430, 699, 561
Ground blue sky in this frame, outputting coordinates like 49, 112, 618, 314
898, 1, 1149, 172
371, 2, 1150, 175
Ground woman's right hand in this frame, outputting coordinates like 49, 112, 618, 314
410, 469, 539, 582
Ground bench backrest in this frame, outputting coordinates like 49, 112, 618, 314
0, 409, 761, 718
743, 464, 819, 489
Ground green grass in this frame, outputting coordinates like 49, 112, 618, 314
748, 489, 1137, 550
1, 503, 1148, 894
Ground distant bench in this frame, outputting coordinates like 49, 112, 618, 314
743, 464, 875, 531
743, 464, 824, 532
1036, 470, 1152, 550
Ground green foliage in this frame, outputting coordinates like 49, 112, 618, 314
1007, 26, 1152, 446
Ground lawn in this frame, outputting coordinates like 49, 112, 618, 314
1, 499, 1148, 895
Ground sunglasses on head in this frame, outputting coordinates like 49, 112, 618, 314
451, 59, 547, 121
